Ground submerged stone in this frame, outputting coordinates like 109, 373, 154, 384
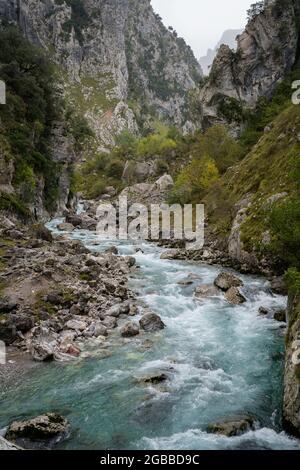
139, 312, 165, 332
207, 415, 257, 437
5, 413, 69, 449
214, 272, 243, 291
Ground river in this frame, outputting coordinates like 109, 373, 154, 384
0, 216, 299, 450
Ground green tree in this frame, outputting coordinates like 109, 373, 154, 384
170, 155, 219, 203
193, 125, 241, 174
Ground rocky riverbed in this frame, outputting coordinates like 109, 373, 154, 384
0, 203, 300, 450
0, 212, 146, 365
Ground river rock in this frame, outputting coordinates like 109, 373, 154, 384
274, 309, 286, 323
258, 306, 270, 316
194, 284, 219, 299
105, 246, 119, 255
60, 343, 81, 357
102, 316, 118, 329
120, 321, 139, 337
137, 373, 168, 385
5, 413, 69, 449
65, 320, 87, 331
258, 306, 286, 322
139, 312, 165, 332
80, 215, 97, 230
84, 322, 108, 338
57, 222, 75, 232
124, 256, 136, 267
214, 272, 243, 291
29, 328, 58, 362
270, 276, 288, 296
59, 330, 77, 345
65, 214, 82, 227
105, 302, 130, 318
207, 415, 256, 437
225, 287, 246, 305
160, 250, 180, 260
177, 279, 193, 286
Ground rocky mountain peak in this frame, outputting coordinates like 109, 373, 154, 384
199, 0, 299, 132
199, 29, 243, 76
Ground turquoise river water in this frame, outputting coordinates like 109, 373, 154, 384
1, 214, 300, 450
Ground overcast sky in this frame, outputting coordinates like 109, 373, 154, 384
151, 0, 254, 57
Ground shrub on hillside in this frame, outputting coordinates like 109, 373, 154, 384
170, 155, 219, 204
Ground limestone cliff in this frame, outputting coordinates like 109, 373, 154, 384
199, 0, 299, 131
0, 0, 202, 146
283, 292, 300, 437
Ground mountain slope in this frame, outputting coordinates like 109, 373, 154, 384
0, 0, 203, 146
204, 102, 300, 272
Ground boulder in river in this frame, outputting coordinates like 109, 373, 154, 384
270, 276, 288, 296
105, 303, 130, 318
5, 413, 69, 449
137, 373, 168, 385
102, 316, 118, 329
29, 334, 58, 362
194, 284, 219, 299
57, 222, 75, 232
177, 279, 193, 286
207, 415, 257, 437
28, 325, 60, 362
160, 250, 180, 260
214, 272, 243, 291
105, 246, 119, 255
120, 321, 140, 337
258, 306, 270, 316
84, 322, 108, 338
124, 256, 136, 267
225, 287, 246, 305
65, 214, 82, 227
258, 306, 286, 322
139, 312, 165, 332
80, 215, 97, 230
274, 309, 286, 322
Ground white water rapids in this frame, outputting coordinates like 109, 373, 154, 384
1, 214, 300, 450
